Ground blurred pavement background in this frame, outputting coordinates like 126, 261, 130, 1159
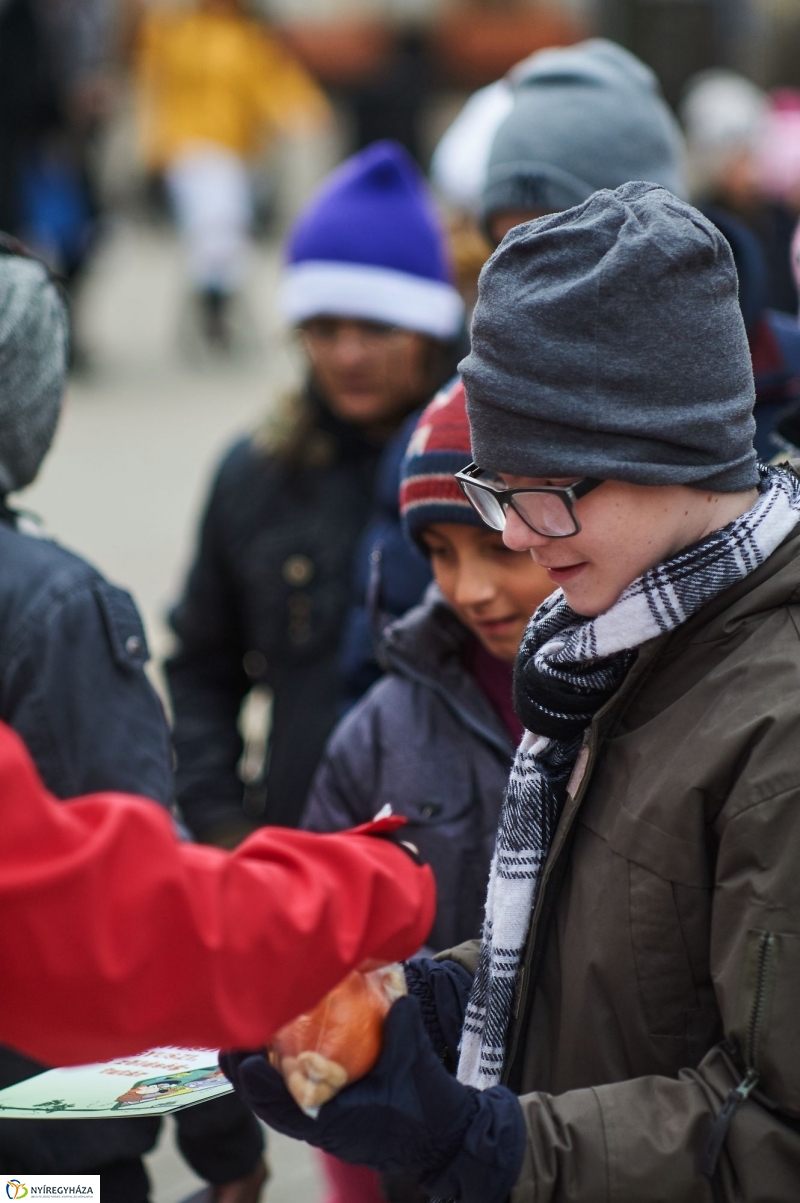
146, 1119, 322, 1203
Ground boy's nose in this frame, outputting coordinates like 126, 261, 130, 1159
502, 507, 550, 552
333, 328, 368, 364
453, 565, 495, 608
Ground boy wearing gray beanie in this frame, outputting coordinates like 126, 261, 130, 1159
231, 183, 800, 1202
483, 38, 686, 244
465, 181, 757, 495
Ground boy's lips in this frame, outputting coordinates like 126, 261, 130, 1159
474, 614, 519, 633
544, 562, 587, 584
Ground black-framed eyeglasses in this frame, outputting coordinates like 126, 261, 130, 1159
455, 462, 603, 538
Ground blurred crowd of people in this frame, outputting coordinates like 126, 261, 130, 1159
0, 0, 112, 300
3, 4, 800, 1200
4, 0, 800, 367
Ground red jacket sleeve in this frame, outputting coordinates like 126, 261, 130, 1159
0, 724, 435, 1066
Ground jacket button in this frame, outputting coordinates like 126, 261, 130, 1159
419, 802, 441, 820
243, 649, 267, 678
125, 635, 145, 658
282, 555, 314, 586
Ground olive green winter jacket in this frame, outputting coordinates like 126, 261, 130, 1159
445, 526, 800, 1201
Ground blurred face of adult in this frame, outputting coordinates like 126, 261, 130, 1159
498, 476, 759, 618
419, 522, 553, 662
487, 208, 554, 245
716, 149, 762, 211
299, 317, 438, 427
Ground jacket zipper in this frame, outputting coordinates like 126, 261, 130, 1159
700, 931, 774, 1181
746, 930, 774, 1068
699, 1068, 760, 1182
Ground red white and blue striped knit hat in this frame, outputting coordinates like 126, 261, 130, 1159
280, 141, 464, 341
400, 378, 483, 548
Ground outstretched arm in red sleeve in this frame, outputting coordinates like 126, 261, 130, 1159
0, 724, 434, 1067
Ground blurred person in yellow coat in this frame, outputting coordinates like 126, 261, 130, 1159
136, 0, 330, 347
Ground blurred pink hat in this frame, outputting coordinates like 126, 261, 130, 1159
756, 90, 800, 202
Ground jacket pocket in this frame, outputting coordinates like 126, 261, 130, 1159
731, 929, 800, 1114
628, 861, 700, 1047
93, 582, 151, 673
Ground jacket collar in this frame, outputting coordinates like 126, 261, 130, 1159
582, 523, 800, 746
661, 522, 800, 657
380, 584, 516, 759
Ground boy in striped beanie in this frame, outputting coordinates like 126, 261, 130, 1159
399, 378, 551, 665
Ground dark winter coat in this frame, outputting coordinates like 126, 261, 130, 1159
0, 507, 171, 1173
0, 509, 263, 1185
304, 588, 514, 952
166, 393, 390, 840
338, 406, 432, 704
707, 207, 800, 458
0, 508, 172, 804
443, 526, 800, 1201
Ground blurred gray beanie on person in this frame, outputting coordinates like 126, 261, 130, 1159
461, 182, 759, 493
482, 39, 687, 225
0, 254, 68, 495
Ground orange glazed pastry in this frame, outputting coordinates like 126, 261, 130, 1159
270, 963, 406, 1113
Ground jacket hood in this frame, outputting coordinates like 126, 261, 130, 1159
0, 255, 68, 495
380, 582, 469, 676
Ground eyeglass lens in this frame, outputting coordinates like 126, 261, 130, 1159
461, 481, 578, 537
460, 482, 505, 530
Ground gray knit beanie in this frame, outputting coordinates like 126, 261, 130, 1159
461, 182, 759, 492
0, 255, 68, 495
483, 39, 687, 226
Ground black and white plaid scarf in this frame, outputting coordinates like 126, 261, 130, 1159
457, 465, 800, 1090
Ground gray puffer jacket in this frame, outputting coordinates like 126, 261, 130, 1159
303, 587, 514, 952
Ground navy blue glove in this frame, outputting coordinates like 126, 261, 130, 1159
220, 996, 525, 1203
403, 958, 473, 1073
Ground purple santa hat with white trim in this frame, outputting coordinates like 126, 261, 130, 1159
280, 141, 464, 341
